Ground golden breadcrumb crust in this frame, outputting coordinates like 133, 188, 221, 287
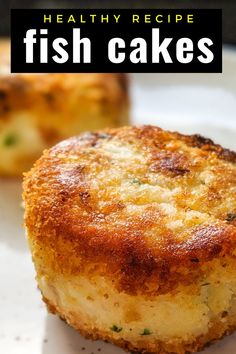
23, 125, 236, 296
0, 39, 129, 176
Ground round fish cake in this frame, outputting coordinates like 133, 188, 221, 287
0, 39, 128, 176
23, 125, 236, 354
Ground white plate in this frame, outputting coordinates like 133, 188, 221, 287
1, 47, 236, 354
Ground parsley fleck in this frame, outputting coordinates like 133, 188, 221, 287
141, 328, 152, 335
132, 179, 142, 185
3, 134, 18, 147
110, 325, 122, 333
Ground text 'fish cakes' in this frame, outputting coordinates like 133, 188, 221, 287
23, 125, 236, 354
0, 39, 128, 176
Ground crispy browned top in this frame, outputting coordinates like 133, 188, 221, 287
23, 125, 236, 295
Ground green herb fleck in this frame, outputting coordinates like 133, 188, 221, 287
132, 178, 142, 185
3, 134, 18, 147
226, 213, 236, 222
141, 328, 152, 336
110, 325, 122, 333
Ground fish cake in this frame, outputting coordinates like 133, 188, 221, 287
0, 39, 129, 176
23, 125, 236, 354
